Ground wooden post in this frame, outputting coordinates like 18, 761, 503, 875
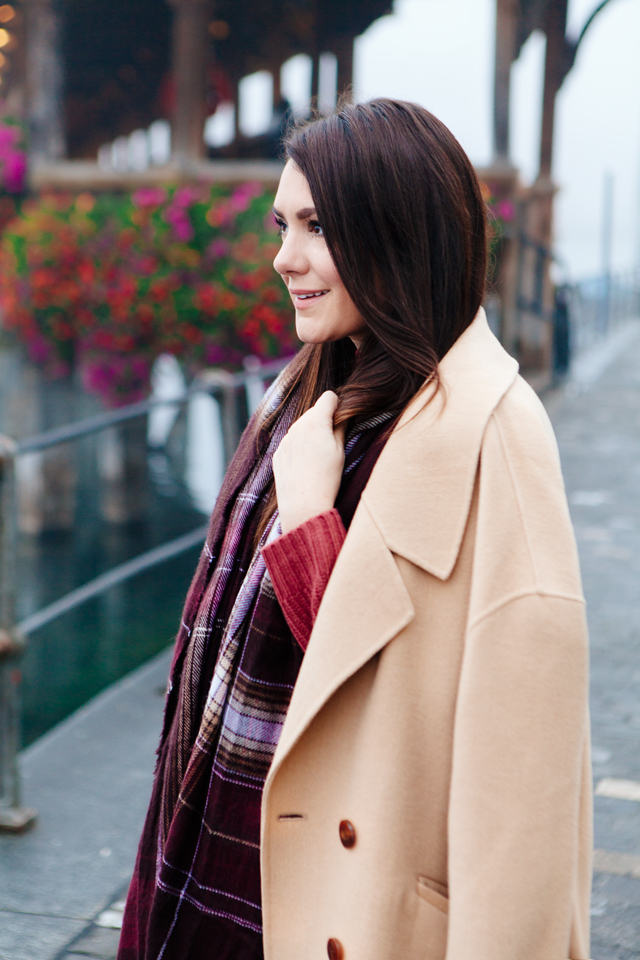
196, 370, 239, 467
493, 0, 518, 163
272, 63, 281, 109
334, 35, 354, 99
310, 0, 320, 107
310, 52, 320, 106
229, 73, 241, 153
12, 367, 77, 536
539, 0, 569, 180
23, 0, 65, 164
0, 437, 37, 833
169, 0, 209, 167
508, 0, 570, 385
98, 418, 150, 525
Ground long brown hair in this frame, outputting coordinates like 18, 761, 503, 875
255, 98, 488, 539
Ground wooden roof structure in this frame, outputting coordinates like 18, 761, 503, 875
12, 0, 392, 161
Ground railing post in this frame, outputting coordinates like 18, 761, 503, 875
98, 418, 150, 524
0, 436, 37, 832
243, 356, 266, 416
197, 370, 240, 468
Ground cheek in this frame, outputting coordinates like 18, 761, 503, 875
313, 246, 342, 289
314, 251, 360, 320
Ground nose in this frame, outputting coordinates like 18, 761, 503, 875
273, 231, 308, 279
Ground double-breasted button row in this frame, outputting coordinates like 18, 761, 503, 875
339, 819, 356, 848
328, 823, 353, 957
327, 937, 344, 959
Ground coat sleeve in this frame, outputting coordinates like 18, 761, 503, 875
445, 592, 592, 960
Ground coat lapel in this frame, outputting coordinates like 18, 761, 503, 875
267, 498, 414, 785
267, 309, 519, 783
363, 308, 519, 580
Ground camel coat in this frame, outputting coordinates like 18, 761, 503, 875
260, 309, 592, 960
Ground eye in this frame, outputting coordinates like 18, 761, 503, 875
274, 217, 287, 237
309, 219, 324, 237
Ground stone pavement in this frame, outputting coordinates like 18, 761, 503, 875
546, 319, 640, 960
0, 647, 172, 960
3, 323, 640, 960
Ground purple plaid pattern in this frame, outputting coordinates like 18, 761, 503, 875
118, 368, 393, 960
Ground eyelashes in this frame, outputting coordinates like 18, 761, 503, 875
274, 217, 324, 238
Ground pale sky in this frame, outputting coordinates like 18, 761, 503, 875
354, 0, 640, 281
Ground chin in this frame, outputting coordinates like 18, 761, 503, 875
295, 317, 334, 345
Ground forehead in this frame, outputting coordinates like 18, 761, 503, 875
274, 161, 314, 212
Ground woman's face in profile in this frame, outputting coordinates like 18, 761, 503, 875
273, 161, 368, 346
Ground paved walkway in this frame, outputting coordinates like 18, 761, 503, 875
3, 323, 640, 960
0, 648, 172, 960
547, 320, 640, 960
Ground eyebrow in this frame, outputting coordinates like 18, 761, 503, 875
272, 206, 317, 221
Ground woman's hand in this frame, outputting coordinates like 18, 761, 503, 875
273, 391, 345, 535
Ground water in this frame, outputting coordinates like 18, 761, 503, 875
17, 494, 205, 745
0, 346, 235, 746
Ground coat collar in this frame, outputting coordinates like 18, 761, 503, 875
263, 309, 518, 798
362, 307, 519, 580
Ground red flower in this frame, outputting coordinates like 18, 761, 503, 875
182, 324, 203, 344
193, 283, 219, 314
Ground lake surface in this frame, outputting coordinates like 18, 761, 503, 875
0, 346, 235, 746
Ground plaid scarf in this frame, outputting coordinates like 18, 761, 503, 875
119, 374, 392, 960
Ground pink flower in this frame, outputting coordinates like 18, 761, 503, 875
27, 335, 51, 365
204, 342, 225, 365
230, 181, 263, 212
209, 238, 230, 258
495, 199, 515, 223
0, 125, 18, 155
173, 187, 199, 208
132, 187, 167, 208
3, 151, 27, 193
130, 356, 150, 380
81, 360, 118, 392
163, 202, 195, 241
172, 217, 194, 242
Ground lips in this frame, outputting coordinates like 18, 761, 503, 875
290, 289, 329, 307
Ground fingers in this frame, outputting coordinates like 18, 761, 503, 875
314, 392, 345, 446
314, 390, 339, 418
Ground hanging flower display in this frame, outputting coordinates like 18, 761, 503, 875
479, 179, 519, 283
0, 110, 26, 237
0, 182, 297, 406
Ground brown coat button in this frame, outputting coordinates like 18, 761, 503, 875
339, 820, 356, 848
327, 938, 344, 960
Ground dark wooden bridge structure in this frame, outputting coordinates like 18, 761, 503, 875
0, 0, 620, 376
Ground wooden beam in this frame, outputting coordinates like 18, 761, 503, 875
334, 35, 354, 100
168, 0, 209, 167
493, 0, 518, 162
538, 0, 568, 179
272, 63, 282, 109
23, 0, 65, 163
311, 51, 320, 106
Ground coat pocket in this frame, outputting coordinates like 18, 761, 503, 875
416, 876, 449, 915
409, 875, 448, 960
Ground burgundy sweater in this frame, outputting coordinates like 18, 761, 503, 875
262, 508, 346, 651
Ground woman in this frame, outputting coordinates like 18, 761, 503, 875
119, 99, 592, 960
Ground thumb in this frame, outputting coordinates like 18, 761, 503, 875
314, 390, 339, 423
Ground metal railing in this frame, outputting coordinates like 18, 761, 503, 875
567, 270, 640, 359
549, 271, 640, 380
0, 355, 289, 832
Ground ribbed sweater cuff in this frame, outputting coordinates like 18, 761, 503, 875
262, 509, 346, 652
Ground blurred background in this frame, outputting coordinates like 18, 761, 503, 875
0, 2, 638, 958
